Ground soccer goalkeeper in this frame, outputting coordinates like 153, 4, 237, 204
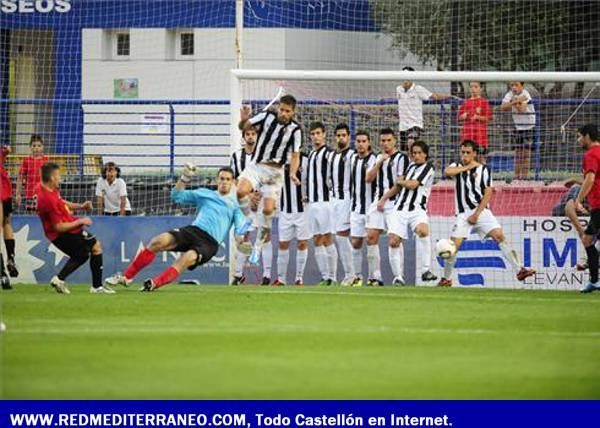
106, 165, 250, 291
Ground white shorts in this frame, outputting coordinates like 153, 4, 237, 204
350, 212, 368, 238
308, 202, 334, 236
451, 208, 501, 239
330, 198, 352, 233
388, 209, 429, 239
239, 163, 283, 198
366, 201, 396, 231
278, 211, 312, 242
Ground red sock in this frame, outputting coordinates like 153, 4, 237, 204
124, 248, 156, 280
152, 266, 180, 289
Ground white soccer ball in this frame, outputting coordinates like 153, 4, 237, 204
436, 239, 456, 259
0, 321, 6, 332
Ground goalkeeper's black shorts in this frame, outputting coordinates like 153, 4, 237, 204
167, 225, 219, 270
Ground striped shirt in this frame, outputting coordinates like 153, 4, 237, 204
230, 148, 254, 179
351, 152, 377, 214
248, 110, 302, 165
450, 162, 492, 214
395, 161, 435, 212
329, 147, 355, 200
307, 145, 331, 203
280, 154, 308, 214
375, 151, 409, 201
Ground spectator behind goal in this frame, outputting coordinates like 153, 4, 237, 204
95, 162, 132, 216
16, 134, 49, 212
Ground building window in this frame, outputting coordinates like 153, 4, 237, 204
116, 32, 130, 56
180, 33, 194, 56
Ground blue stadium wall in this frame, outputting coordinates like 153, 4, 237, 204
1, 0, 377, 154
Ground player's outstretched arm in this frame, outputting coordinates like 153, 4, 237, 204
445, 162, 478, 177
55, 217, 92, 233
289, 152, 301, 185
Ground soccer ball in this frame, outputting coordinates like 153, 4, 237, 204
436, 239, 456, 259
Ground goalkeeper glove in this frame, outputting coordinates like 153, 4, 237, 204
180, 162, 196, 183
235, 236, 252, 255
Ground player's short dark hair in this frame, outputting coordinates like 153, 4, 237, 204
41, 162, 60, 183
578, 124, 599, 141
242, 122, 257, 138
334, 123, 350, 134
101, 162, 121, 179
309, 121, 325, 132
30, 134, 43, 144
461, 140, 479, 153
279, 94, 297, 109
402, 66, 415, 72
379, 127, 395, 137
411, 140, 430, 159
355, 129, 370, 141
218, 166, 234, 178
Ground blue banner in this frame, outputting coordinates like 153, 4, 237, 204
0, 401, 598, 428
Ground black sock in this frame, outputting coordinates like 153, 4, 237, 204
0, 253, 6, 276
58, 257, 88, 281
585, 245, 599, 284
90, 253, 103, 288
4, 239, 15, 260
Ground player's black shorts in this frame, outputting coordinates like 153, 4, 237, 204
167, 225, 219, 270
511, 129, 534, 150
103, 211, 132, 216
52, 230, 97, 261
2, 198, 13, 217
399, 127, 422, 152
585, 209, 600, 236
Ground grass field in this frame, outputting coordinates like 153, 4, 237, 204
1, 284, 599, 399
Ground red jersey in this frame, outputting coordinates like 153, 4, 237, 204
1, 147, 12, 202
19, 155, 49, 199
458, 97, 492, 148
583, 145, 600, 210
35, 183, 82, 241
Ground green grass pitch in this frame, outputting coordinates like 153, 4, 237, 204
1, 284, 599, 399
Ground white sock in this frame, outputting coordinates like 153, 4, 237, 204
255, 212, 273, 249
314, 246, 330, 280
296, 248, 308, 281
367, 244, 381, 280
326, 243, 338, 281
389, 245, 404, 281
235, 250, 247, 277
417, 235, 432, 273
262, 240, 273, 278
277, 248, 289, 282
498, 240, 521, 271
444, 254, 457, 280
352, 246, 363, 279
337, 236, 353, 278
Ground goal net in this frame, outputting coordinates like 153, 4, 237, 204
232, 70, 600, 289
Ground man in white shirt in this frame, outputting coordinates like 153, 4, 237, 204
96, 162, 131, 215
500, 81, 536, 179
396, 66, 453, 153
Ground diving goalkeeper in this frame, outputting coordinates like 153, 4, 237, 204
106, 165, 250, 291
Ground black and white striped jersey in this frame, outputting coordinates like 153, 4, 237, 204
306, 145, 331, 203
329, 147, 355, 200
375, 151, 409, 201
351, 152, 377, 215
248, 110, 302, 166
450, 162, 492, 214
230, 148, 254, 179
280, 154, 308, 214
395, 161, 435, 212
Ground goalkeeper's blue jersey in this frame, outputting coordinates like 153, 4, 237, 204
171, 187, 247, 244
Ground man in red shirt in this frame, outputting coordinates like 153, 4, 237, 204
36, 162, 113, 294
575, 124, 600, 293
16, 134, 49, 212
1, 144, 18, 277
0, 200, 11, 290
458, 81, 492, 160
